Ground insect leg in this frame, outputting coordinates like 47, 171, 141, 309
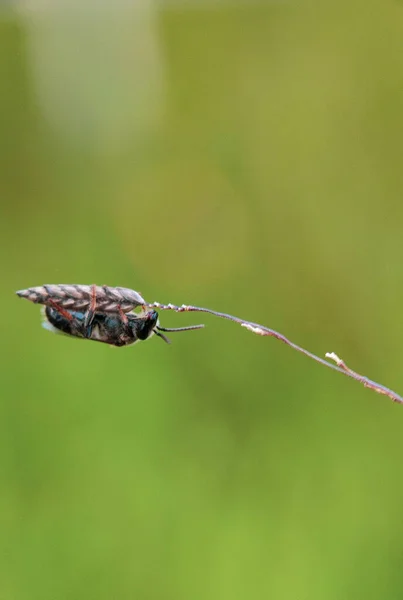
115, 305, 130, 345
84, 284, 97, 336
118, 305, 128, 325
48, 299, 74, 321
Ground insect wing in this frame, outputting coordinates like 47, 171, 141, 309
17, 284, 147, 313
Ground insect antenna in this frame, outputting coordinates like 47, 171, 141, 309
157, 324, 205, 333
154, 330, 171, 344
154, 323, 204, 344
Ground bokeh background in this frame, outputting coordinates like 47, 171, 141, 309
2, 1, 403, 598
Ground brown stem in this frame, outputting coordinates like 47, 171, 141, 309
148, 302, 403, 405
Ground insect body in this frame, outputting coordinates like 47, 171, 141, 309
42, 306, 168, 347
31, 284, 204, 347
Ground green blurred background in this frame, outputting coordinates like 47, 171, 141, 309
2, 1, 403, 599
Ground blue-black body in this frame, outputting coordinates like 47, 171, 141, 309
43, 306, 160, 347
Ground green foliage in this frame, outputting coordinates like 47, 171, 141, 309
1, 2, 403, 599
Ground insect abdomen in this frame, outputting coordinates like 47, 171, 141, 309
44, 306, 84, 337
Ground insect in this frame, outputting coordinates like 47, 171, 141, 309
17, 285, 204, 347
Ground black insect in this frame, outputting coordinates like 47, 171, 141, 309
42, 305, 202, 346
16, 284, 204, 347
